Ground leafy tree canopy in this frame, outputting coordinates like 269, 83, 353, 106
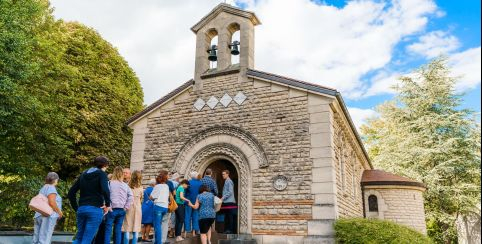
361, 58, 481, 243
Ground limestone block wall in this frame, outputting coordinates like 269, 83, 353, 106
333, 112, 365, 218
364, 186, 427, 234
137, 72, 315, 236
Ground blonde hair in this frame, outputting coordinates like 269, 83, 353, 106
129, 170, 142, 188
111, 166, 124, 181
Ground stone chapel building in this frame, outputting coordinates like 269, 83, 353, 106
127, 4, 427, 243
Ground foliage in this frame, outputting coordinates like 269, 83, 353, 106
334, 218, 432, 244
0, 0, 72, 177
0, 0, 143, 230
0, 177, 76, 232
361, 58, 481, 243
55, 22, 144, 178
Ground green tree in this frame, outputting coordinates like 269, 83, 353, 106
361, 58, 481, 243
0, 0, 71, 176
55, 22, 144, 178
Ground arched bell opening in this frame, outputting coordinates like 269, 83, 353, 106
227, 23, 241, 66
206, 28, 218, 69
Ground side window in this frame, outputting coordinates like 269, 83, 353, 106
368, 195, 378, 212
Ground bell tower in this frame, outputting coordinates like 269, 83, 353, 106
191, 3, 261, 91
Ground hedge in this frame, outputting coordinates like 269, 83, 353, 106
334, 218, 432, 244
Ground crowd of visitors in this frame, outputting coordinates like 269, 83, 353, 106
32, 155, 236, 244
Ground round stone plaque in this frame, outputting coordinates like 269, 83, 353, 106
273, 175, 288, 191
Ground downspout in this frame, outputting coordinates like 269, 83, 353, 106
362, 185, 366, 218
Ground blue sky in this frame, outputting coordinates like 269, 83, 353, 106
50, 0, 481, 127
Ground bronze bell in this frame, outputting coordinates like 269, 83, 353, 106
207, 45, 217, 61
229, 41, 240, 55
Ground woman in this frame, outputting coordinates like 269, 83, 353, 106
141, 178, 156, 242
188, 185, 216, 244
150, 170, 170, 244
122, 170, 143, 244
33, 172, 63, 244
104, 166, 133, 244
175, 179, 190, 241
68, 156, 111, 244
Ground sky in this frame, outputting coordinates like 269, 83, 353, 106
49, 0, 481, 129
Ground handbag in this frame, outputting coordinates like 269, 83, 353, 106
29, 193, 53, 217
168, 193, 178, 213
214, 196, 222, 212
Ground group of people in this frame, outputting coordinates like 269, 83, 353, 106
32, 156, 237, 244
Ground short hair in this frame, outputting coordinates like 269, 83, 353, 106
93, 156, 109, 168
222, 170, 230, 175
148, 178, 156, 186
199, 185, 209, 193
205, 168, 213, 176
156, 170, 168, 184
111, 166, 124, 181
180, 179, 189, 186
190, 171, 199, 179
45, 172, 59, 184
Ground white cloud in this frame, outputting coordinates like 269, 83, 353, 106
347, 107, 378, 130
49, 0, 440, 104
407, 30, 460, 58
449, 47, 481, 92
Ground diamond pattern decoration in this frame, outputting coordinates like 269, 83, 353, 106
207, 96, 219, 109
233, 91, 247, 105
220, 93, 233, 107
193, 98, 205, 111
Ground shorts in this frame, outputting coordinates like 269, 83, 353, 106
199, 218, 215, 234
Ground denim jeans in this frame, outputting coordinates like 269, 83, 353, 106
174, 204, 186, 237
123, 231, 138, 244
162, 212, 170, 242
93, 216, 106, 244
33, 216, 58, 244
104, 208, 126, 244
153, 205, 168, 244
184, 205, 200, 232
73, 206, 104, 244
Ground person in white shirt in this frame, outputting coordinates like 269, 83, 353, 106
150, 170, 170, 244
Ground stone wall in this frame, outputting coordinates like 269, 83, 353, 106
333, 112, 365, 218
132, 72, 318, 236
364, 186, 427, 234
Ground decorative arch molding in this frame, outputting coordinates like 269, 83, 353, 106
184, 143, 252, 233
173, 125, 268, 174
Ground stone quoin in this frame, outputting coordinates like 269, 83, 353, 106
126, 3, 427, 243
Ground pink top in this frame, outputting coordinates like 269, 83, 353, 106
109, 181, 133, 209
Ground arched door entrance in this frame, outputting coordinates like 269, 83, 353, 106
173, 126, 270, 234
203, 159, 239, 233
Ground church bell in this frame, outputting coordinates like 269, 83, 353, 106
229, 41, 240, 55
207, 45, 218, 61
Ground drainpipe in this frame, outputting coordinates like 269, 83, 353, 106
362, 186, 366, 218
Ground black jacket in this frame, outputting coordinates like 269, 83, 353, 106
67, 168, 111, 211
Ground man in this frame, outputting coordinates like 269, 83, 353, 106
123, 168, 131, 184
200, 168, 218, 196
221, 170, 237, 234
166, 171, 177, 240
68, 156, 111, 244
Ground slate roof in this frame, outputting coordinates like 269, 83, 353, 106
361, 170, 426, 189
126, 79, 194, 125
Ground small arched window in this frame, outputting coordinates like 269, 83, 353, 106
368, 195, 378, 212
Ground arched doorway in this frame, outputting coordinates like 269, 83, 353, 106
203, 159, 239, 233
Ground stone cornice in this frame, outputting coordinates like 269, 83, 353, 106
191, 3, 261, 34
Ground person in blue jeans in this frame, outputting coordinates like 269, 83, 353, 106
68, 156, 111, 244
33, 172, 63, 244
104, 166, 133, 244
150, 170, 170, 244
185, 171, 202, 236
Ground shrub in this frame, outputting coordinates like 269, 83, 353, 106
0, 176, 76, 232
334, 218, 432, 244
